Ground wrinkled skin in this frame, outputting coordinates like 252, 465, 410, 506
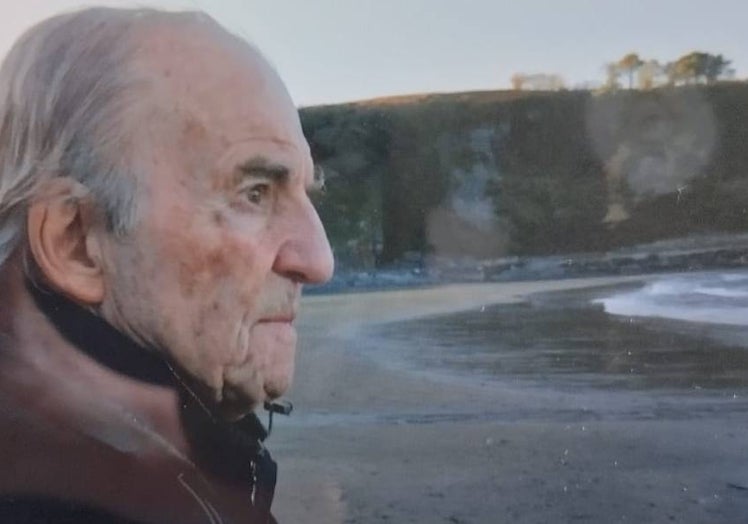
98, 24, 334, 421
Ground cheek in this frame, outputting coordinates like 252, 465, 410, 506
175, 243, 233, 298
169, 231, 272, 359
138, 205, 284, 368
158, 219, 265, 300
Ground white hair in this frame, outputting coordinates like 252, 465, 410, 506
0, 7, 218, 269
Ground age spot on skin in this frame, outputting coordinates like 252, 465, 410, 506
211, 210, 225, 226
204, 249, 232, 279
176, 243, 235, 299
182, 117, 207, 141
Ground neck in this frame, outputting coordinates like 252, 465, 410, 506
0, 257, 187, 454
26, 277, 175, 386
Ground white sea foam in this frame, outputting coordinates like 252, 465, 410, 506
594, 271, 748, 326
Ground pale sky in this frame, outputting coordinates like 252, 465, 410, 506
0, 0, 746, 106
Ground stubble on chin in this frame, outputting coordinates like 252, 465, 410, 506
216, 318, 297, 420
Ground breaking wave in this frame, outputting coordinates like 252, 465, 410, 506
594, 271, 748, 326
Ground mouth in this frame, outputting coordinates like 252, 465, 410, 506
257, 314, 295, 324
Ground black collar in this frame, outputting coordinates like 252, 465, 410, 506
28, 279, 175, 386
27, 280, 272, 485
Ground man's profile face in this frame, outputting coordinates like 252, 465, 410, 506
100, 25, 333, 420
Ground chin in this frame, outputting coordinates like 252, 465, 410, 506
212, 372, 289, 422
264, 374, 292, 401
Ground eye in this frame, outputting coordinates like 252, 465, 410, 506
243, 183, 270, 205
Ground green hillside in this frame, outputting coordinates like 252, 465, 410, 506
300, 83, 748, 269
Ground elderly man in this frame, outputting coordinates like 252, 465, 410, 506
0, 7, 333, 523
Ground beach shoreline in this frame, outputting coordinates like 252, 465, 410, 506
272, 275, 748, 523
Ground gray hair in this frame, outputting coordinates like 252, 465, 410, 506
0, 7, 217, 269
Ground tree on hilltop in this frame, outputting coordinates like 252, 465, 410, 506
665, 60, 686, 85
604, 63, 621, 90
704, 53, 732, 83
667, 52, 733, 84
637, 60, 664, 89
618, 53, 644, 89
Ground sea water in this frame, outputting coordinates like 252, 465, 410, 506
594, 271, 748, 326
371, 271, 748, 391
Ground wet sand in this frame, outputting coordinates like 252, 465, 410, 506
271, 276, 748, 523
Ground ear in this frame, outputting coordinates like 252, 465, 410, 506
26, 179, 105, 305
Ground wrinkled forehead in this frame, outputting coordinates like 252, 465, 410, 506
132, 20, 308, 157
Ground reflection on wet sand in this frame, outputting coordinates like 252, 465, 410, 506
371, 281, 748, 391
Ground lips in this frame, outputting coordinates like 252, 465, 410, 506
257, 315, 295, 324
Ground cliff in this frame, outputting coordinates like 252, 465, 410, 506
300, 84, 748, 270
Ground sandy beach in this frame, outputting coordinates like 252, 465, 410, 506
270, 276, 748, 523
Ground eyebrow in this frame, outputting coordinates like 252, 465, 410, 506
234, 156, 324, 195
236, 157, 290, 183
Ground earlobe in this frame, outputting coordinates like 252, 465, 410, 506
26, 180, 105, 305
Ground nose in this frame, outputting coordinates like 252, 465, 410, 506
273, 198, 334, 285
